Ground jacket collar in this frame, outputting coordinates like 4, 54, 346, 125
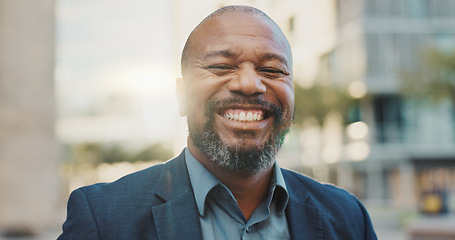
152, 150, 203, 240
283, 170, 324, 240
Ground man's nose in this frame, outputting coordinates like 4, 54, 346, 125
227, 65, 266, 95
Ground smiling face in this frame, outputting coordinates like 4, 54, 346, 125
177, 9, 294, 174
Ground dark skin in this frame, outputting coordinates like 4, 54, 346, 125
177, 11, 294, 220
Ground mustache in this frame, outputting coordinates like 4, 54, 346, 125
206, 97, 283, 125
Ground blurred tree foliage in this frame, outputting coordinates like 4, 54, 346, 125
401, 47, 455, 105
130, 144, 174, 162
68, 142, 173, 166
69, 143, 101, 165
293, 82, 355, 127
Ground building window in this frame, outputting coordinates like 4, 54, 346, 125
364, 0, 429, 18
393, 32, 424, 73
409, 0, 427, 18
373, 94, 404, 143
427, 0, 455, 18
366, 33, 388, 77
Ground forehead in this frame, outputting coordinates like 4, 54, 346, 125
188, 12, 291, 64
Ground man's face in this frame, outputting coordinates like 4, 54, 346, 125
178, 12, 294, 174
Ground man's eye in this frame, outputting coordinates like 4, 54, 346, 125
206, 65, 235, 76
259, 68, 289, 78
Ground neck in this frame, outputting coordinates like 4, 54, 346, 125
188, 142, 274, 220
217, 165, 274, 220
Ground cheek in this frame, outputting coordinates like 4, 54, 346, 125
267, 81, 294, 113
186, 93, 207, 125
185, 80, 225, 125
285, 90, 295, 115
186, 75, 229, 109
186, 86, 212, 116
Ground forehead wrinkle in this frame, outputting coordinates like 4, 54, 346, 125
202, 50, 236, 61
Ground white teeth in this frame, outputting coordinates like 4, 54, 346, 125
239, 112, 246, 121
223, 111, 264, 122
246, 112, 253, 121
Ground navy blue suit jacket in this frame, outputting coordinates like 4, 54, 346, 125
58, 150, 377, 239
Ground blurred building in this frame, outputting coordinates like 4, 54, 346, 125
329, 0, 455, 213
0, 0, 60, 236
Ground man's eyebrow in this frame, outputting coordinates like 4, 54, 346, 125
261, 53, 288, 66
203, 50, 235, 60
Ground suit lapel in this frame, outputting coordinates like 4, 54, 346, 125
152, 192, 202, 240
283, 170, 324, 240
286, 199, 323, 239
152, 152, 203, 240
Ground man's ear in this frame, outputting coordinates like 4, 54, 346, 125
176, 77, 187, 116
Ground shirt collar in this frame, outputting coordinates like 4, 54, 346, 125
184, 148, 289, 216
270, 161, 289, 215
185, 148, 221, 216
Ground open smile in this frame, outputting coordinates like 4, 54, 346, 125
207, 98, 280, 129
222, 109, 266, 122
215, 104, 275, 132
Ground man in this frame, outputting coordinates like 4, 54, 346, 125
58, 5, 377, 240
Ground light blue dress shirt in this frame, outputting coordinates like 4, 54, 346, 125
185, 148, 290, 240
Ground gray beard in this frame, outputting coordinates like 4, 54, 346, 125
189, 98, 290, 175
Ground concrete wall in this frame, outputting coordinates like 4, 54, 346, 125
0, 0, 59, 234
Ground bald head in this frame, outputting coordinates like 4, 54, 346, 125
180, 5, 291, 77
176, 5, 295, 175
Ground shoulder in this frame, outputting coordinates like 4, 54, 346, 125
281, 168, 365, 214
80, 162, 164, 194
282, 168, 353, 197
59, 152, 189, 239
76, 151, 186, 205
282, 168, 377, 239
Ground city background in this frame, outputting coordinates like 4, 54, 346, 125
1, 0, 454, 239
